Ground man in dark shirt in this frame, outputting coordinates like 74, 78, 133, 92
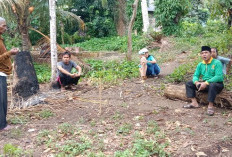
57, 51, 82, 90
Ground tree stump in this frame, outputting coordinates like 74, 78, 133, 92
13, 51, 39, 100
164, 84, 232, 108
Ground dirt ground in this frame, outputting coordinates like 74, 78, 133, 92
1, 52, 232, 157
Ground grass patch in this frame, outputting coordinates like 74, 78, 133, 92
7, 128, 23, 139
117, 123, 133, 135
34, 63, 51, 83
86, 59, 139, 85
3, 144, 32, 156
39, 109, 54, 119
9, 115, 29, 125
65, 35, 149, 53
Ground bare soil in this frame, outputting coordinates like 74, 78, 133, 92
1, 52, 232, 157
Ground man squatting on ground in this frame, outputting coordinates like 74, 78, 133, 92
184, 46, 224, 116
0, 17, 19, 131
138, 48, 160, 82
211, 48, 232, 75
57, 51, 82, 90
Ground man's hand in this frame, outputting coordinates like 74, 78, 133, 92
198, 82, 207, 91
74, 73, 81, 77
10, 48, 19, 55
70, 73, 80, 78
70, 74, 76, 78
195, 82, 201, 88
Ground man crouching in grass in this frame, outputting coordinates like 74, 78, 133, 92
184, 46, 224, 116
57, 51, 82, 90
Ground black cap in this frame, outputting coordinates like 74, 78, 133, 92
201, 46, 211, 52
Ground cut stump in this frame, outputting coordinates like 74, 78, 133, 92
164, 84, 232, 108
13, 51, 39, 99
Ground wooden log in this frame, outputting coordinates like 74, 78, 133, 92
164, 84, 232, 108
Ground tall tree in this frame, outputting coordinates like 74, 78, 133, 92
154, 0, 190, 35
127, 0, 139, 61
209, 0, 232, 27
49, 0, 57, 82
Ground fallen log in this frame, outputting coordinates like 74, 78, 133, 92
164, 84, 232, 108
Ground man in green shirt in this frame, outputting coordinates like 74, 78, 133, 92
184, 46, 224, 116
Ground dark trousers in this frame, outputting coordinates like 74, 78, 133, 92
147, 63, 160, 76
58, 74, 80, 87
186, 80, 224, 103
0, 76, 7, 130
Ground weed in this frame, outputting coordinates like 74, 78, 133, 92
36, 129, 54, 146
120, 103, 128, 108
39, 109, 54, 118
56, 140, 91, 156
86, 152, 106, 157
7, 128, 23, 139
112, 112, 124, 120
58, 123, 75, 135
9, 115, 29, 124
3, 144, 32, 157
114, 150, 133, 157
69, 35, 149, 53
222, 136, 231, 142
184, 128, 195, 136
90, 120, 97, 127
117, 123, 133, 135
34, 63, 51, 83
147, 121, 160, 135
203, 119, 208, 124
85, 59, 139, 85
132, 139, 169, 157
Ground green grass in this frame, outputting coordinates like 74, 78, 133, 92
86, 59, 139, 85
3, 144, 32, 157
39, 109, 54, 118
34, 63, 51, 83
64, 35, 150, 53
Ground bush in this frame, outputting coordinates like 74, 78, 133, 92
34, 63, 51, 83
69, 35, 149, 53
180, 21, 204, 37
86, 59, 139, 85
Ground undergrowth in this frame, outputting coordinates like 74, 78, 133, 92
34, 63, 51, 83
63, 35, 150, 53
85, 59, 139, 85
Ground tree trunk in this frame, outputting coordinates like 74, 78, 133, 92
116, 0, 126, 36
164, 84, 232, 108
49, 0, 58, 83
141, 0, 149, 32
127, 0, 140, 61
60, 22, 65, 45
20, 27, 31, 51
228, 8, 232, 28
13, 51, 39, 100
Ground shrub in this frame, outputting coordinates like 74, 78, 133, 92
86, 59, 139, 85
34, 63, 51, 83
67, 35, 149, 53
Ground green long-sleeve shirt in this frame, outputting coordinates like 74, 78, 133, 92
192, 57, 223, 84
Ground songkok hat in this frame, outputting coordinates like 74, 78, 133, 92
201, 46, 211, 52
138, 48, 148, 55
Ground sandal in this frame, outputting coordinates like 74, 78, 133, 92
207, 108, 214, 116
183, 104, 200, 109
